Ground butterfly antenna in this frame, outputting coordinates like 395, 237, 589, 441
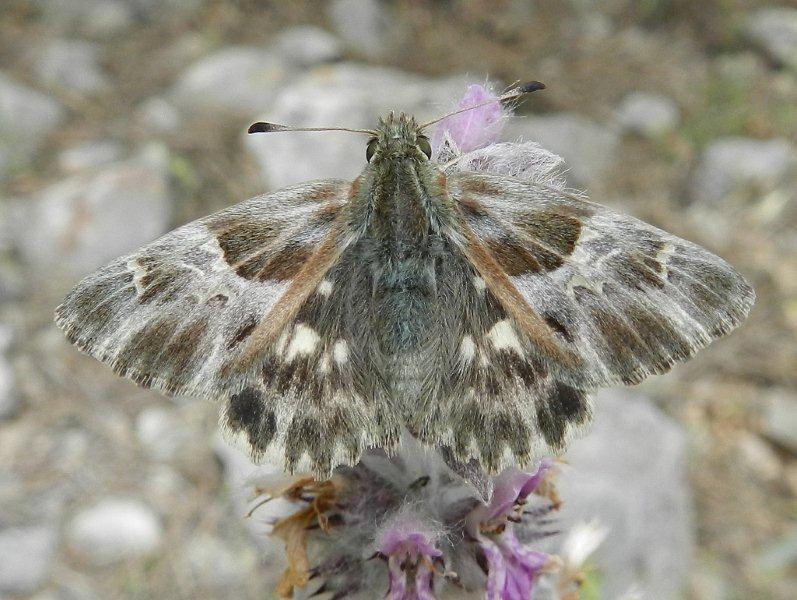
247, 122, 378, 136
419, 80, 546, 130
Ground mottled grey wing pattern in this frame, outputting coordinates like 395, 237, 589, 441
55, 164, 754, 478
55, 179, 392, 474
424, 170, 753, 468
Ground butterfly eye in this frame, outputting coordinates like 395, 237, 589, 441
417, 135, 432, 159
366, 138, 378, 162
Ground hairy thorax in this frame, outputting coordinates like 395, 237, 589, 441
357, 158, 453, 396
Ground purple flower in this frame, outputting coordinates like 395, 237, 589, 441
471, 460, 553, 528
467, 460, 554, 600
378, 515, 443, 600
433, 83, 507, 156
253, 438, 560, 600
482, 532, 549, 600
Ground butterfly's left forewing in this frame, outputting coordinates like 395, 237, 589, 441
56, 179, 399, 477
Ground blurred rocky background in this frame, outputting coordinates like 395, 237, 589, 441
0, 1, 795, 598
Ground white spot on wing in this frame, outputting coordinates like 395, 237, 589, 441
473, 276, 486, 292
286, 323, 320, 361
127, 258, 147, 295
487, 319, 523, 354
460, 335, 476, 362
317, 279, 333, 297
332, 339, 348, 364
566, 274, 603, 296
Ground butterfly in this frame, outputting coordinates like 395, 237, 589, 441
55, 82, 754, 478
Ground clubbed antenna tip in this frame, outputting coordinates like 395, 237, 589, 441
246, 121, 377, 136
248, 122, 282, 134
516, 81, 546, 94
419, 79, 547, 130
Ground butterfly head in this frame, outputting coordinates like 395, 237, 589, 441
366, 112, 431, 164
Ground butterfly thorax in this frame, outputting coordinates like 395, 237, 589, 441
343, 115, 459, 403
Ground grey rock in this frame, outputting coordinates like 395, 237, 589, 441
171, 47, 289, 118
35, 0, 135, 38
510, 113, 620, 186
128, 0, 207, 15
755, 526, 797, 573
327, 0, 392, 58
761, 388, 797, 454
0, 326, 18, 420
736, 432, 782, 482
689, 562, 731, 600
182, 534, 249, 589
66, 498, 162, 565
0, 73, 66, 179
135, 96, 182, 133
16, 146, 172, 276
35, 39, 110, 95
58, 140, 124, 173
0, 526, 57, 594
553, 390, 694, 599
615, 92, 680, 137
82, 0, 135, 38
245, 63, 467, 188
746, 8, 797, 71
135, 407, 191, 462
144, 465, 189, 506
274, 26, 343, 68
691, 137, 795, 205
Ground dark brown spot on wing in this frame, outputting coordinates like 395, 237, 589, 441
116, 317, 179, 379
209, 219, 280, 273
573, 285, 648, 383
549, 382, 588, 423
537, 384, 588, 448
520, 211, 582, 257
458, 174, 505, 197
525, 240, 564, 271
163, 318, 208, 376
543, 312, 575, 343
228, 317, 259, 349
458, 196, 489, 218
227, 387, 277, 453
610, 253, 666, 290
138, 269, 181, 304
487, 235, 541, 276
228, 387, 263, 429
255, 242, 313, 282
